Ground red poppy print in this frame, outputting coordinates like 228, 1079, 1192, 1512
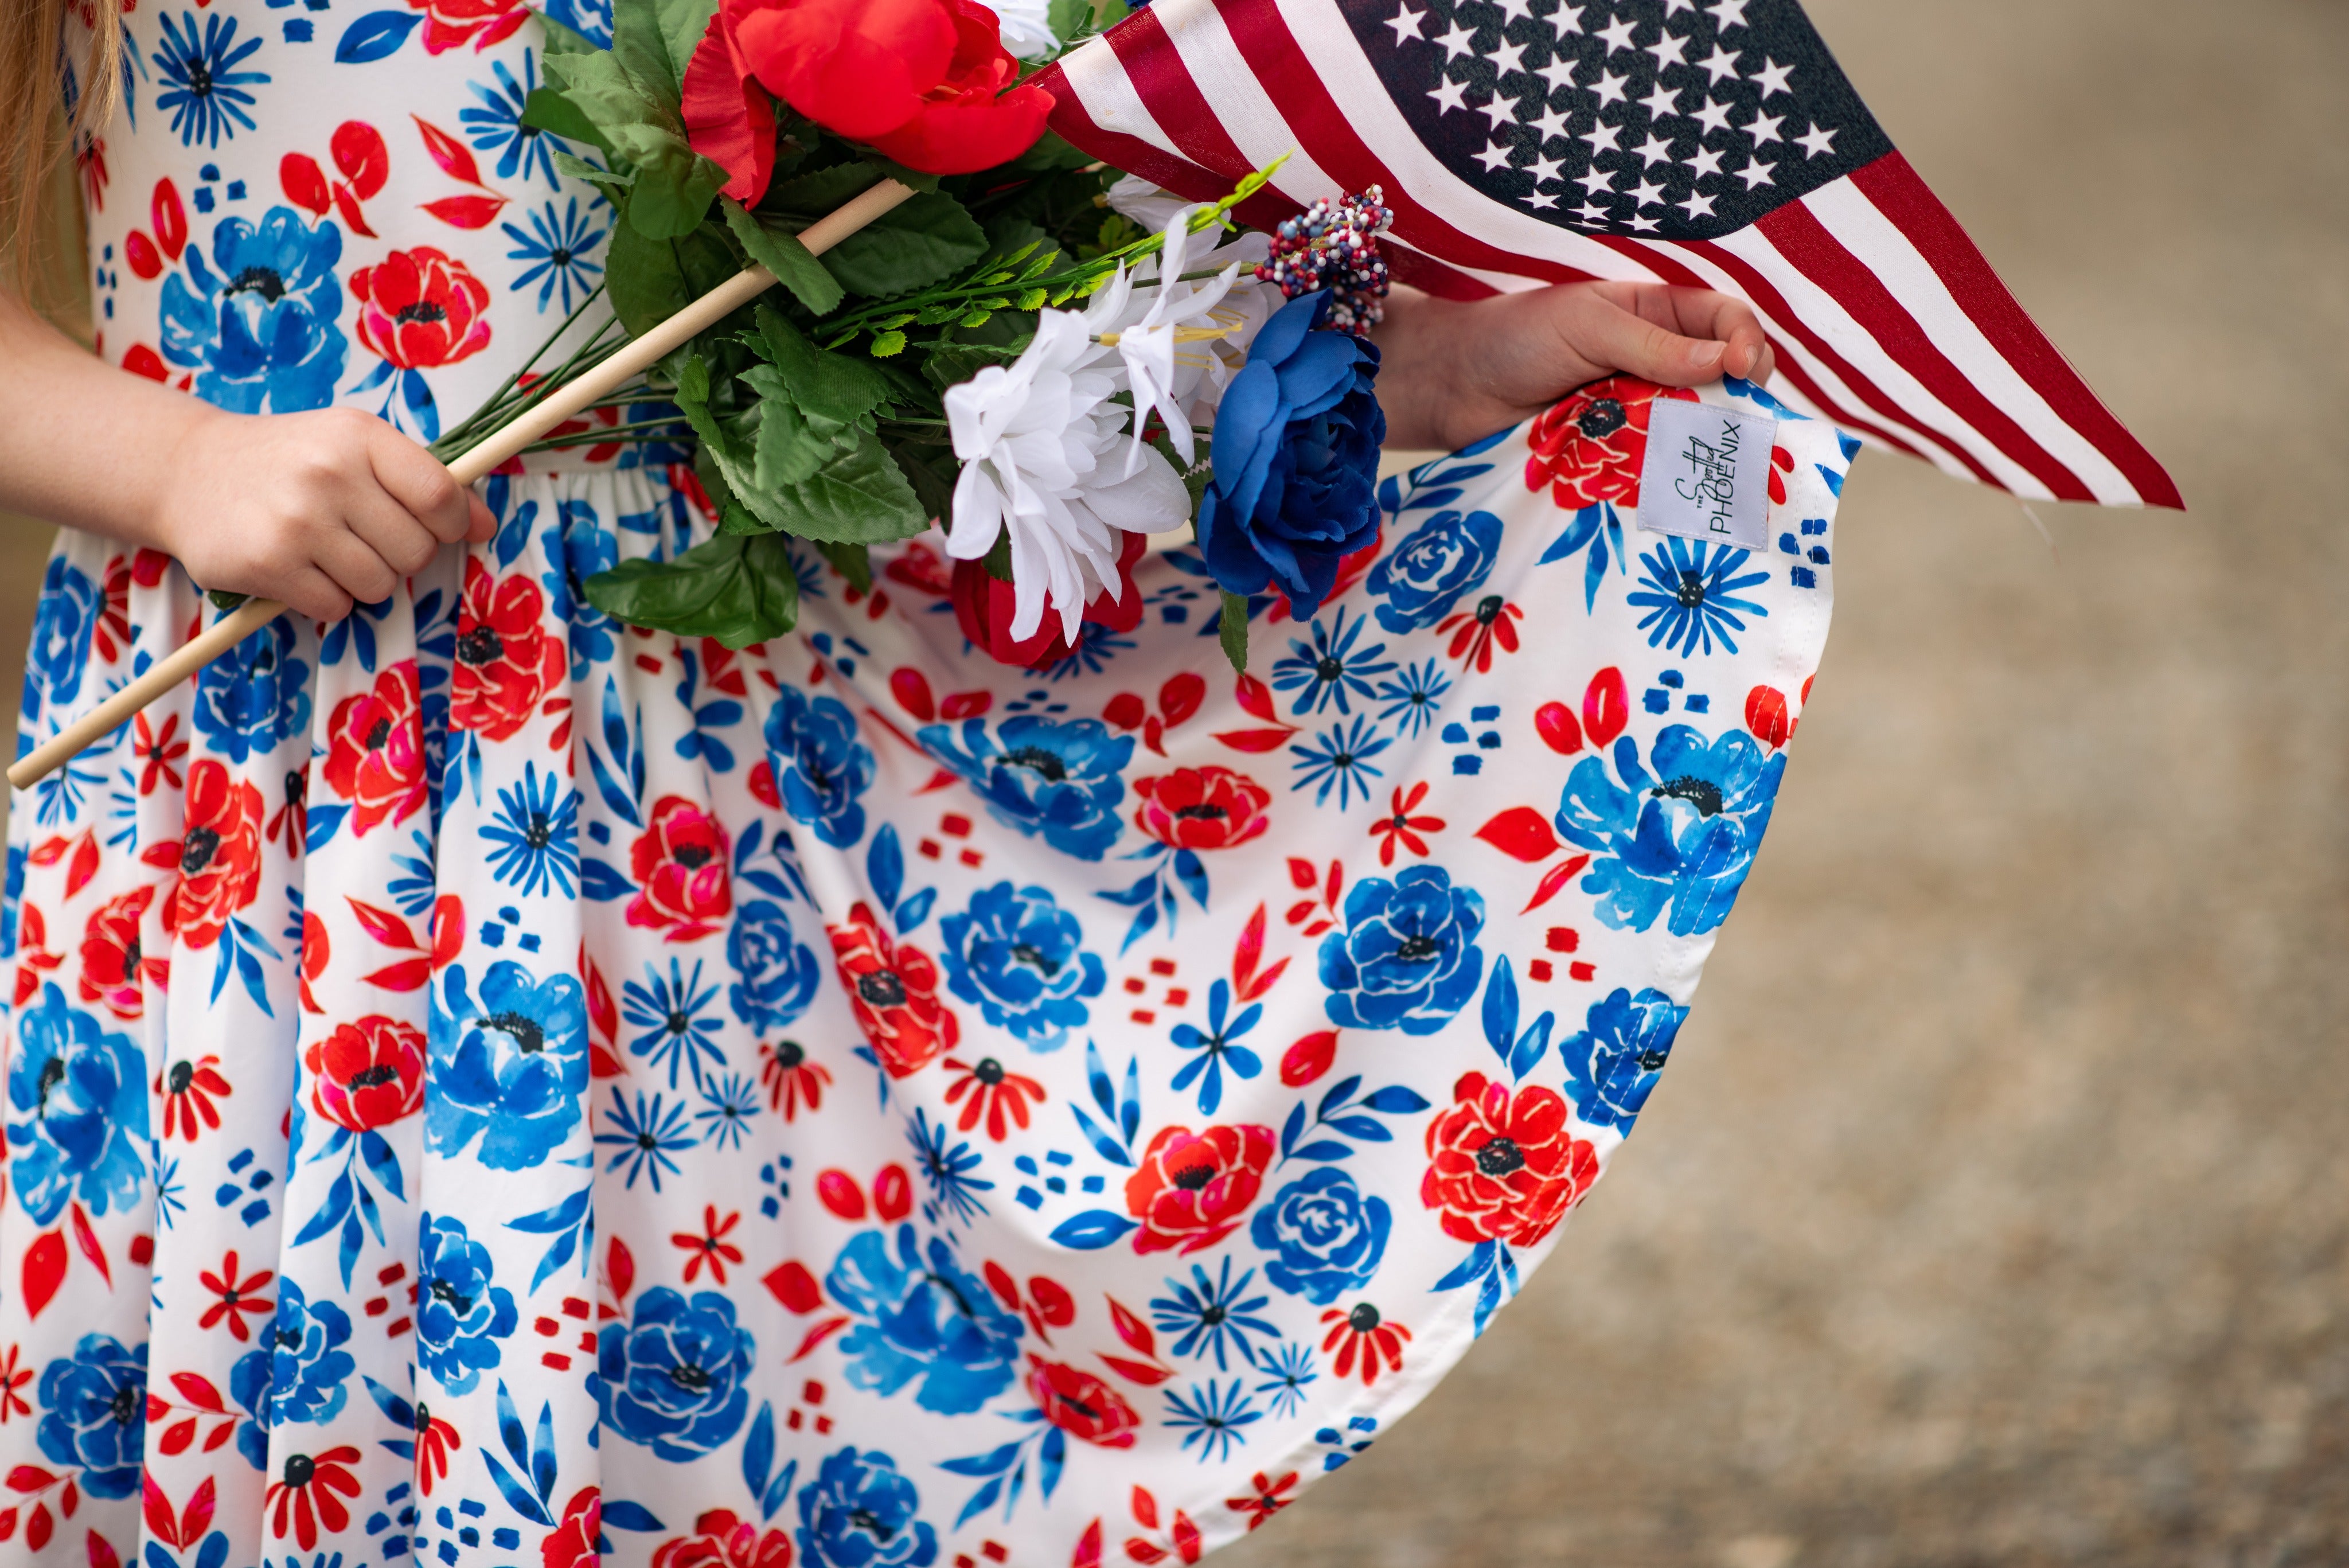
159, 1054, 233, 1142
828, 902, 957, 1078
1131, 767, 1273, 852
323, 660, 427, 837
943, 1054, 1045, 1141
166, 759, 265, 949
626, 795, 733, 942
305, 1016, 427, 1132
1318, 1302, 1411, 1386
1123, 1122, 1275, 1255
1027, 1356, 1142, 1448
1421, 1071, 1598, 1248
352, 247, 492, 369
265, 1444, 362, 1550
77, 885, 161, 1019
451, 559, 565, 742
1523, 377, 1700, 510
407, 0, 530, 56
650, 1508, 795, 1568
542, 1488, 603, 1568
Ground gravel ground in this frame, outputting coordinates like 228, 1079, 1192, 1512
2, 1, 2342, 1563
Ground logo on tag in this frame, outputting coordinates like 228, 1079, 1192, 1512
1635, 400, 1776, 551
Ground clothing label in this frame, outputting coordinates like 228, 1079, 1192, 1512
1635, 399, 1777, 550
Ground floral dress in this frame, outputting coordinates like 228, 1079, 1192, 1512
0, 6, 1855, 1566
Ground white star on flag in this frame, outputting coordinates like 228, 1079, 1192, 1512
1628, 175, 1665, 205
1695, 43, 1742, 85
1640, 81, 1682, 119
1704, 0, 1749, 29
1746, 108, 1785, 144
1692, 96, 1736, 135
1490, 0, 1536, 22
1595, 14, 1638, 53
1474, 138, 1517, 171
1385, 1, 1427, 45
1433, 19, 1478, 61
1590, 68, 1629, 106
1429, 75, 1472, 112
1734, 154, 1774, 189
1688, 144, 1724, 178
1753, 57, 1795, 97
1550, 3, 1586, 37
1528, 151, 1563, 182
1675, 189, 1718, 218
1524, 188, 1561, 208
1578, 119, 1624, 153
1536, 56, 1579, 92
1477, 92, 1521, 130
1633, 131, 1677, 167
1488, 36, 1529, 76
1531, 103, 1573, 141
1796, 123, 1839, 158
1645, 30, 1689, 68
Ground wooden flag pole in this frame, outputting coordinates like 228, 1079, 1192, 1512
7, 179, 916, 793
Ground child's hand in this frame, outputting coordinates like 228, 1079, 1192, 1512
153, 406, 496, 622
1371, 281, 1777, 453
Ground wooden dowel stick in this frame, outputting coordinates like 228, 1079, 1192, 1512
8, 180, 915, 792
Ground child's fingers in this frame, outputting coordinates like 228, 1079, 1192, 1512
347, 489, 444, 580
278, 565, 356, 625
367, 419, 477, 545
1569, 291, 1730, 387
465, 490, 496, 543
313, 525, 405, 610
1639, 286, 1776, 382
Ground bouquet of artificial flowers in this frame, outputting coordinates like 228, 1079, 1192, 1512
445, 0, 1393, 670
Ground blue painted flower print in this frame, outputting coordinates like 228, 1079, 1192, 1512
540, 497, 618, 678
23, 555, 97, 727
36, 1334, 146, 1500
265, 1279, 357, 1425
598, 1287, 755, 1461
7, 984, 148, 1226
1626, 538, 1770, 657
415, 1215, 520, 1394
427, 961, 590, 1170
826, 1226, 1024, 1415
767, 687, 876, 849
728, 899, 823, 1036
1554, 727, 1786, 937
505, 198, 608, 314
1250, 1168, 1392, 1305
1561, 987, 1690, 1130
153, 11, 266, 149
192, 614, 311, 763
159, 206, 347, 414
798, 1446, 941, 1568
939, 882, 1105, 1051
1367, 509, 1503, 634
919, 716, 1131, 861
1318, 865, 1486, 1035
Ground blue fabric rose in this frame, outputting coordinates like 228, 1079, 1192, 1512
939, 881, 1106, 1051
598, 1286, 755, 1461
23, 555, 97, 727
415, 1214, 519, 1395
1554, 727, 1786, 937
826, 1225, 1024, 1415
1196, 290, 1384, 617
427, 961, 590, 1171
1250, 1168, 1392, 1305
264, 1278, 356, 1426
727, 899, 822, 1036
192, 613, 311, 763
1366, 508, 1503, 634
1318, 865, 1486, 1035
766, 687, 876, 849
918, 716, 1132, 861
36, 1334, 146, 1500
797, 1446, 940, 1568
160, 206, 347, 414
7, 983, 148, 1226
1560, 987, 1690, 1130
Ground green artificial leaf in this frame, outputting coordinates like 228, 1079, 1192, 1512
738, 365, 856, 487
552, 148, 633, 198
537, 10, 599, 53
1046, 0, 1095, 51
983, 529, 1014, 584
720, 197, 845, 317
871, 330, 907, 357
888, 439, 957, 524
655, 0, 720, 92
541, 46, 720, 238
853, 154, 942, 195
770, 430, 931, 544
759, 161, 885, 219
604, 223, 739, 338
814, 540, 875, 593
521, 86, 615, 159
750, 305, 892, 426
584, 533, 802, 648
818, 191, 989, 297
1219, 590, 1251, 673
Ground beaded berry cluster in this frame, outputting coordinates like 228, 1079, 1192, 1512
1255, 184, 1394, 336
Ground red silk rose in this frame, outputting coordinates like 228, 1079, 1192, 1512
451, 559, 565, 742
1027, 1356, 1142, 1447
1123, 1122, 1275, 1254
306, 1016, 427, 1132
353, 248, 492, 370
651, 1508, 795, 1568
1523, 376, 1700, 511
167, 759, 264, 950
1421, 1070, 1598, 1247
627, 795, 735, 942
682, 0, 1052, 202
952, 528, 1146, 669
828, 900, 957, 1078
324, 658, 428, 838
1131, 766, 1272, 852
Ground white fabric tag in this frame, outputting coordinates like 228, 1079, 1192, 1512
1635, 398, 1778, 550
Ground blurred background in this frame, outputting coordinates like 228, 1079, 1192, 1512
2, 0, 2342, 1563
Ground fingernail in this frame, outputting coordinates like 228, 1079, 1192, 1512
1696, 340, 1725, 367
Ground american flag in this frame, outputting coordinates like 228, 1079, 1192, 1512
1036, 0, 2180, 509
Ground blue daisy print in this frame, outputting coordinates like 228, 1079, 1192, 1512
463, 52, 571, 186
1289, 715, 1390, 810
153, 11, 266, 149
1626, 538, 1771, 657
482, 761, 580, 896
1271, 607, 1395, 716
504, 197, 607, 314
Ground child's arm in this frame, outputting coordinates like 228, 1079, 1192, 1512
0, 288, 493, 622
1371, 281, 1778, 453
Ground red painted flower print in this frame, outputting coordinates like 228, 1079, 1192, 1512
1523, 377, 1700, 510
77, 884, 160, 1019
167, 759, 264, 949
1421, 1071, 1598, 1247
542, 1488, 603, 1568
1132, 766, 1273, 852
265, 1444, 362, 1550
1123, 1122, 1275, 1255
627, 795, 733, 942
1028, 1356, 1142, 1448
323, 659, 427, 837
353, 247, 492, 369
650, 1507, 795, 1568
305, 1016, 427, 1131
451, 558, 565, 742
407, 0, 530, 56
828, 901, 956, 1078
